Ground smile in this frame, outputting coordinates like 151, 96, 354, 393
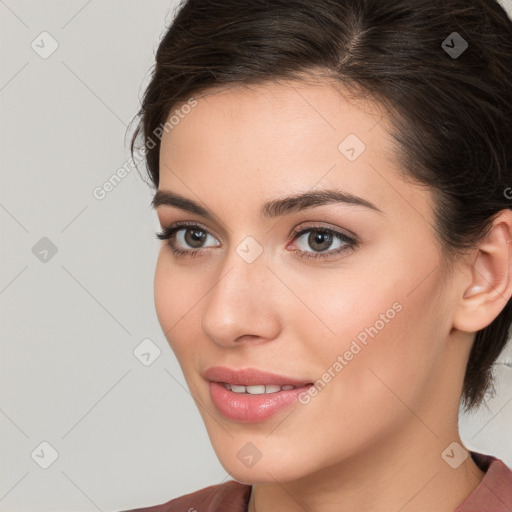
221, 383, 299, 394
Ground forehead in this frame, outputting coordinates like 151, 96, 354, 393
161, 79, 387, 159
160, 80, 389, 185
158, 80, 434, 231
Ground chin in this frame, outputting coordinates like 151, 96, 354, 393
223, 458, 308, 485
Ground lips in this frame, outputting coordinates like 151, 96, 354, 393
204, 366, 313, 387
206, 368, 315, 423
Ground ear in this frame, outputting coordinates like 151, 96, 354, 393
453, 209, 512, 333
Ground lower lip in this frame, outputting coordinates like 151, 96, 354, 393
209, 381, 313, 423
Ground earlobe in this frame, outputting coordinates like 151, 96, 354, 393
453, 210, 512, 333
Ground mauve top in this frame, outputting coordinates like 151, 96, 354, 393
121, 451, 512, 512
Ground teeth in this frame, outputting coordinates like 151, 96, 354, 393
263, 385, 282, 393
222, 383, 298, 394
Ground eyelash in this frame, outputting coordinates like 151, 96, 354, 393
155, 221, 358, 261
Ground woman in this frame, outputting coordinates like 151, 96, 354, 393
123, 0, 512, 510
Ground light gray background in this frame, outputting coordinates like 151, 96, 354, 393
1, 1, 511, 511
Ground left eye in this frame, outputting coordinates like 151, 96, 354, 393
293, 228, 352, 254
288, 226, 357, 259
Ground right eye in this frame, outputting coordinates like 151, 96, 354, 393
155, 222, 220, 257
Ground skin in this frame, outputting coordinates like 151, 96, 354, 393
153, 78, 512, 512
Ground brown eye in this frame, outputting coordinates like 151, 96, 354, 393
155, 222, 220, 257
183, 227, 208, 248
292, 227, 356, 257
305, 230, 334, 252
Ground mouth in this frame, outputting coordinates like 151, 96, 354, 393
204, 366, 315, 422
204, 365, 314, 388
216, 382, 312, 394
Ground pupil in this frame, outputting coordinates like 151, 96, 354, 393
309, 231, 332, 251
186, 228, 206, 248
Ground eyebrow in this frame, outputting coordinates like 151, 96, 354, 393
151, 188, 383, 219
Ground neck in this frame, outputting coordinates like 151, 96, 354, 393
247, 420, 485, 512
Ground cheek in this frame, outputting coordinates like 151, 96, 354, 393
153, 252, 216, 373
288, 252, 447, 415
154, 253, 196, 356
153, 253, 174, 336
276, 273, 447, 467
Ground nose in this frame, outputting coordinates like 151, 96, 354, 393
201, 244, 282, 348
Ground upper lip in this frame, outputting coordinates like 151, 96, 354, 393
204, 366, 313, 387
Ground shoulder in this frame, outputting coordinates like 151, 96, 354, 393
119, 480, 252, 512
455, 451, 512, 512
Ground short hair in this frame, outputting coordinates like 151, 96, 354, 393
130, 0, 512, 411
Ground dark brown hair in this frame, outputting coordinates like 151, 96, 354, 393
130, 0, 512, 411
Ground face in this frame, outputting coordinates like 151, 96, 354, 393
154, 79, 464, 484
